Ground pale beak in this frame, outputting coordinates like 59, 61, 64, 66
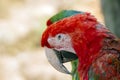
45, 47, 78, 74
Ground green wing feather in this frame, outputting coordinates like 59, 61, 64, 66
71, 59, 80, 80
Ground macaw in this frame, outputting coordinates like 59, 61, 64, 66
41, 10, 120, 80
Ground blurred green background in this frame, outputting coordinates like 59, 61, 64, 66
0, 0, 119, 80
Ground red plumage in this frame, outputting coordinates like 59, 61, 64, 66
41, 12, 119, 80
43, 13, 106, 78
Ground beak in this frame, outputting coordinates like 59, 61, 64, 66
45, 47, 78, 74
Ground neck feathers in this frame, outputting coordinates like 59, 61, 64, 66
72, 24, 115, 80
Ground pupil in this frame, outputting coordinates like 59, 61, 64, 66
58, 35, 61, 40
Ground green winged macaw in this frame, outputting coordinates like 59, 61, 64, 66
41, 10, 120, 80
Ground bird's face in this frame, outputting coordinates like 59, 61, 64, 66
44, 33, 78, 74
48, 33, 75, 53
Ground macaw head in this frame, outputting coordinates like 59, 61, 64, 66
41, 10, 109, 78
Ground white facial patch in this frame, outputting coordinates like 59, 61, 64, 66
47, 34, 76, 54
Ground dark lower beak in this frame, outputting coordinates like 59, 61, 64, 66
45, 47, 78, 74
53, 49, 78, 63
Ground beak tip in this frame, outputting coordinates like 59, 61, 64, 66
44, 47, 77, 75
45, 47, 71, 74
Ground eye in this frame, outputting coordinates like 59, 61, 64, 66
57, 34, 62, 40
56, 34, 65, 41
58, 35, 62, 39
